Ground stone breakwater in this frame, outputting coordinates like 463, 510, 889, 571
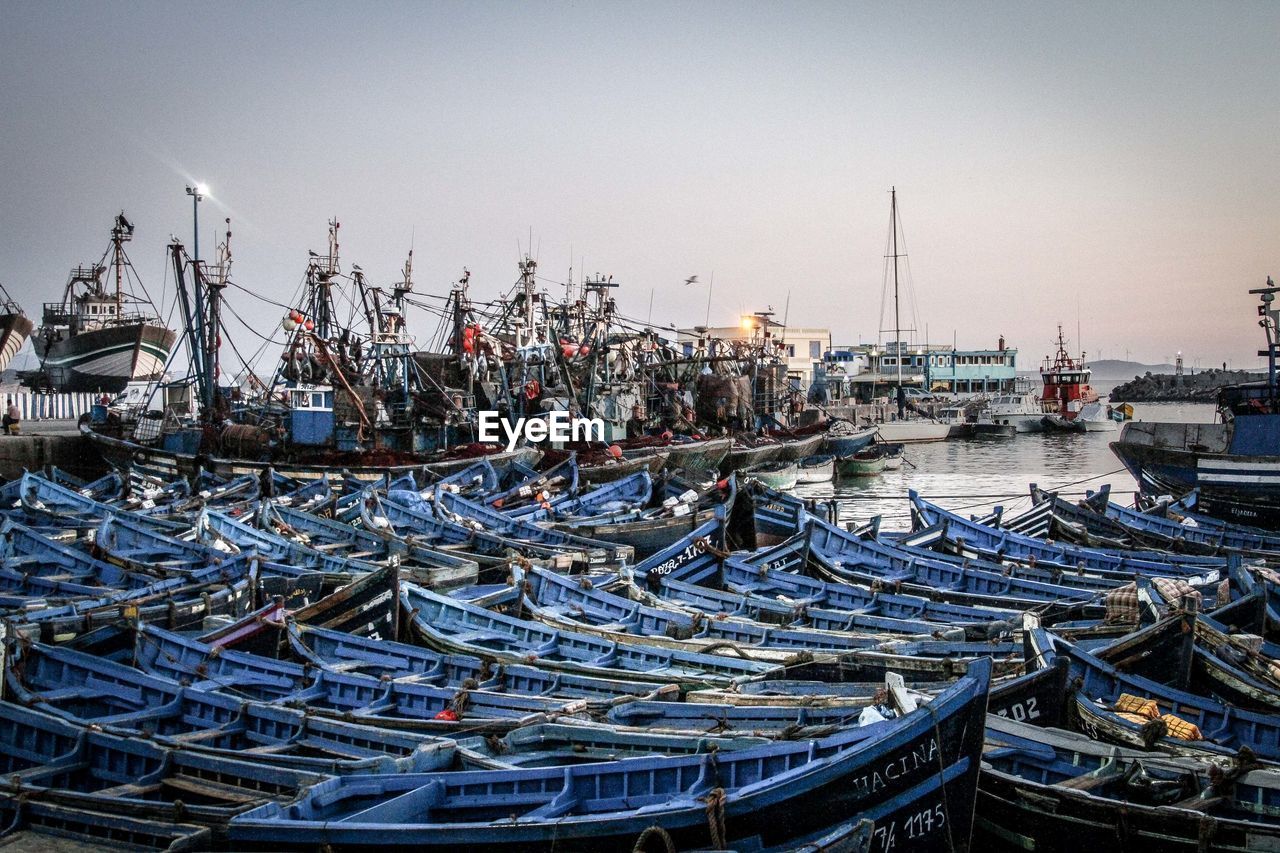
1109, 369, 1263, 402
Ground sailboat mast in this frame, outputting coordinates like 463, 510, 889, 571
892, 188, 901, 389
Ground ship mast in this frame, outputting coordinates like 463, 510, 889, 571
889, 188, 905, 416
109, 213, 135, 317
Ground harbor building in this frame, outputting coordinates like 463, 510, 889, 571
816, 338, 1019, 401
679, 316, 832, 388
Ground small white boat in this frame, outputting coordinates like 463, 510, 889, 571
741, 460, 799, 490
873, 418, 950, 443
796, 454, 836, 483
1076, 401, 1118, 431
987, 392, 1044, 433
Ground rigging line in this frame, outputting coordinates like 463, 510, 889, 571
1042, 466, 1131, 493
219, 299, 276, 380
224, 299, 286, 345
225, 280, 297, 311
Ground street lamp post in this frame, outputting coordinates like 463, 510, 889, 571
185, 183, 207, 261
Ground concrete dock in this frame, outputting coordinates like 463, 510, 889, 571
0, 420, 104, 479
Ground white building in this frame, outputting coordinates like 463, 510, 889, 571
678, 315, 832, 387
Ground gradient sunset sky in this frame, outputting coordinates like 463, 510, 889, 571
1, 1, 1276, 372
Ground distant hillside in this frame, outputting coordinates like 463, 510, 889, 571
1020, 359, 1177, 381
1086, 359, 1178, 380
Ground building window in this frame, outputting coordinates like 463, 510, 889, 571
810, 340, 821, 359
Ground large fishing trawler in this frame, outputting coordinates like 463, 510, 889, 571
0, 282, 33, 374
30, 214, 176, 393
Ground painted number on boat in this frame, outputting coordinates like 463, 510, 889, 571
994, 696, 1040, 722
650, 541, 703, 576
874, 802, 946, 851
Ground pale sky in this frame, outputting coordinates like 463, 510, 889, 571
1, 1, 1277, 376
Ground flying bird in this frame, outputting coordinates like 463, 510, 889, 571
683, 275, 699, 286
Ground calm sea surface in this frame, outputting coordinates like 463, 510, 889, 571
794, 386, 1217, 531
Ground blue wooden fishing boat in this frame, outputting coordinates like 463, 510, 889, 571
517, 564, 886, 660
198, 506, 385, 575
258, 499, 480, 588
366, 488, 588, 567
3, 555, 256, 642
288, 621, 676, 704
15, 471, 190, 532
548, 474, 734, 559
0, 689, 456, 779
1156, 488, 1280, 542
400, 582, 782, 686
0, 699, 325, 829
0, 796, 210, 850
453, 722, 771, 769
908, 490, 1231, 574
1085, 486, 1280, 558
1022, 622, 1280, 761
227, 658, 990, 851
421, 486, 634, 566
132, 623, 584, 722
979, 713, 1280, 852
504, 470, 651, 521
483, 453, 579, 509
805, 514, 1122, 609
822, 422, 880, 457
1092, 606, 1280, 714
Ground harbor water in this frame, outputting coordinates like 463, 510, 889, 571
797, 396, 1218, 530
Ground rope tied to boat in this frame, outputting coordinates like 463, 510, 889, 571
632, 824, 676, 853
701, 787, 728, 850
450, 678, 478, 718
925, 701, 958, 852
694, 537, 730, 560
1139, 717, 1168, 748
697, 641, 754, 661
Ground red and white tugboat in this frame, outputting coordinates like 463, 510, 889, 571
1039, 325, 1115, 432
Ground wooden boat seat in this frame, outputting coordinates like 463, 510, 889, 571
560, 602, 626, 627
448, 628, 511, 646
161, 774, 267, 804
335, 779, 445, 822
38, 683, 145, 708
